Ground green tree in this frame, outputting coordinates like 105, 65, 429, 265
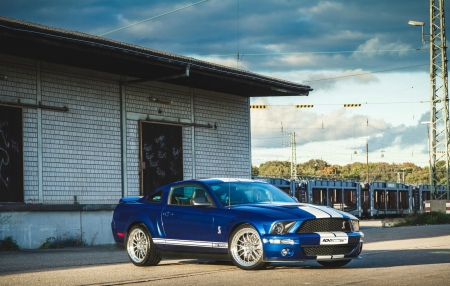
258, 161, 291, 177
251, 165, 259, 176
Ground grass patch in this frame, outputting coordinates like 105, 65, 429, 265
0, 236, 20, 251
395, 211, 450, 226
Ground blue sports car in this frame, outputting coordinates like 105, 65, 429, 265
111, 178, 363, 270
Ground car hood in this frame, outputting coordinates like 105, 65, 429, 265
230, 203, 357, 220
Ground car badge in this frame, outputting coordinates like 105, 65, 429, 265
218, 226, 221, 234
342, 221, 346, 230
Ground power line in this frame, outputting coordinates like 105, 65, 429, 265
249, 100, 429, 107
302, 63, 429, 83
205, 48, 428, 57
98, 0, 210, 37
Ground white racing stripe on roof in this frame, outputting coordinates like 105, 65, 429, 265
298, 206, 330, 218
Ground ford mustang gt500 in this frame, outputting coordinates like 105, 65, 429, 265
111, 178, 363, 270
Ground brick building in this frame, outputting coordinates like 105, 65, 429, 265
0, 16, 311, 248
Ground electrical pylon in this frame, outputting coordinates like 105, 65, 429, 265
281, 123, 297, 179
428, 0, 449, 199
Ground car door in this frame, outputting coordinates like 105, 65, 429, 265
161, 184, 215, 252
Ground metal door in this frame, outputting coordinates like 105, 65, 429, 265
140, 121, 183, 195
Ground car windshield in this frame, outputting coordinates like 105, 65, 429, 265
206, 181, 296, 206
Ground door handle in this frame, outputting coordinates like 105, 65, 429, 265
163, 211, 173, 217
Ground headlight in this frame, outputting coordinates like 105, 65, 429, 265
270, 221, 295, 234
351, 220, 360, 232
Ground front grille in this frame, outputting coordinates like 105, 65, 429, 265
302, 245, 357, 256
297, 218, 351, 233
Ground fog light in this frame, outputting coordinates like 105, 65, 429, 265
281, 248, 294, 257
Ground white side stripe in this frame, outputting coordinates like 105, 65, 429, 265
166, 239, 212, 247
153, 238, 228, 248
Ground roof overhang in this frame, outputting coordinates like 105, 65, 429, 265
0, 17, 312, 97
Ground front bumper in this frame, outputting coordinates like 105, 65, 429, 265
261, 231, 363, 262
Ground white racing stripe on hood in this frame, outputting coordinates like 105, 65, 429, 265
298, 206, 330, 218
312, 206, 344, 218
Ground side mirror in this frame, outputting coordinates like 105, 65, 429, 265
291, 196, 298, 202
190, 197, 212, 206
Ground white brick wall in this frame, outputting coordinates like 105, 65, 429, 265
40, 69, 122, 204
1, 54, 251, 204
126, 119, 139, 196
194, 91, 250, 178
23, 109, 39, 203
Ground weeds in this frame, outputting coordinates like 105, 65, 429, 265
0, 215, 19, 251
395, 211, 450, 226
0, 236, 20, 251
40, 232, 86, 249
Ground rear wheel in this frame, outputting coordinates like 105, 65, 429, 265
229, 224, 268, 270
317, 259, 351, 268
126, 224, 161, 266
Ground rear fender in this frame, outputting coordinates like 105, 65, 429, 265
125, 212, 161, 239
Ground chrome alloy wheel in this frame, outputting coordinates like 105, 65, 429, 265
230, 227, 264, 267
127, 227, 149, 263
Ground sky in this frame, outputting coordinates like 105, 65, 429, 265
0, 0, 443, 168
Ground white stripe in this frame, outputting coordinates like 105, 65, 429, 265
153, 238, 228, 248
316, 255, 332, 260
332, 254, 345, 259
153, 238, 165, 244
299, 206, 330, 218
331, 231, 348, 237
213, 242, 228, 249
314, 207, 344, 218
166, 239, 212, 247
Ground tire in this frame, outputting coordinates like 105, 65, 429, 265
229, 224, 268, 270
126, 224, 161, 266
317, 259, 351, 268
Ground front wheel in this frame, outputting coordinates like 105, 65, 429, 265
229, 224, 268, 270
317, 259, 351, 268
126, 224, 161, 266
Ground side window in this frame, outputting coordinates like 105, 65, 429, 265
169, 185, 209, 206
146, 190, 163, 203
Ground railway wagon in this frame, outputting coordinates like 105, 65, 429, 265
412, 185, 448, 212
369, 182, 412, 217
306, 180, 360, 217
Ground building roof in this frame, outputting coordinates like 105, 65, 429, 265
0, 16, 312, 97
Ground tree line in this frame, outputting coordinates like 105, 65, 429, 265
251, 159, 446, 185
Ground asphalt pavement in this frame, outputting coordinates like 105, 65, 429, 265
1, 220, 449, 276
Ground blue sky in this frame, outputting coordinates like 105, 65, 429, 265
1, 0, 441, 167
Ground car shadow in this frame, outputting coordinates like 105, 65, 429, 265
177, 247, 450, 270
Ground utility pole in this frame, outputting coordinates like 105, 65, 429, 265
281, 123, 297, 179
409, 0, 449, 199
363, 137, 370, 183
